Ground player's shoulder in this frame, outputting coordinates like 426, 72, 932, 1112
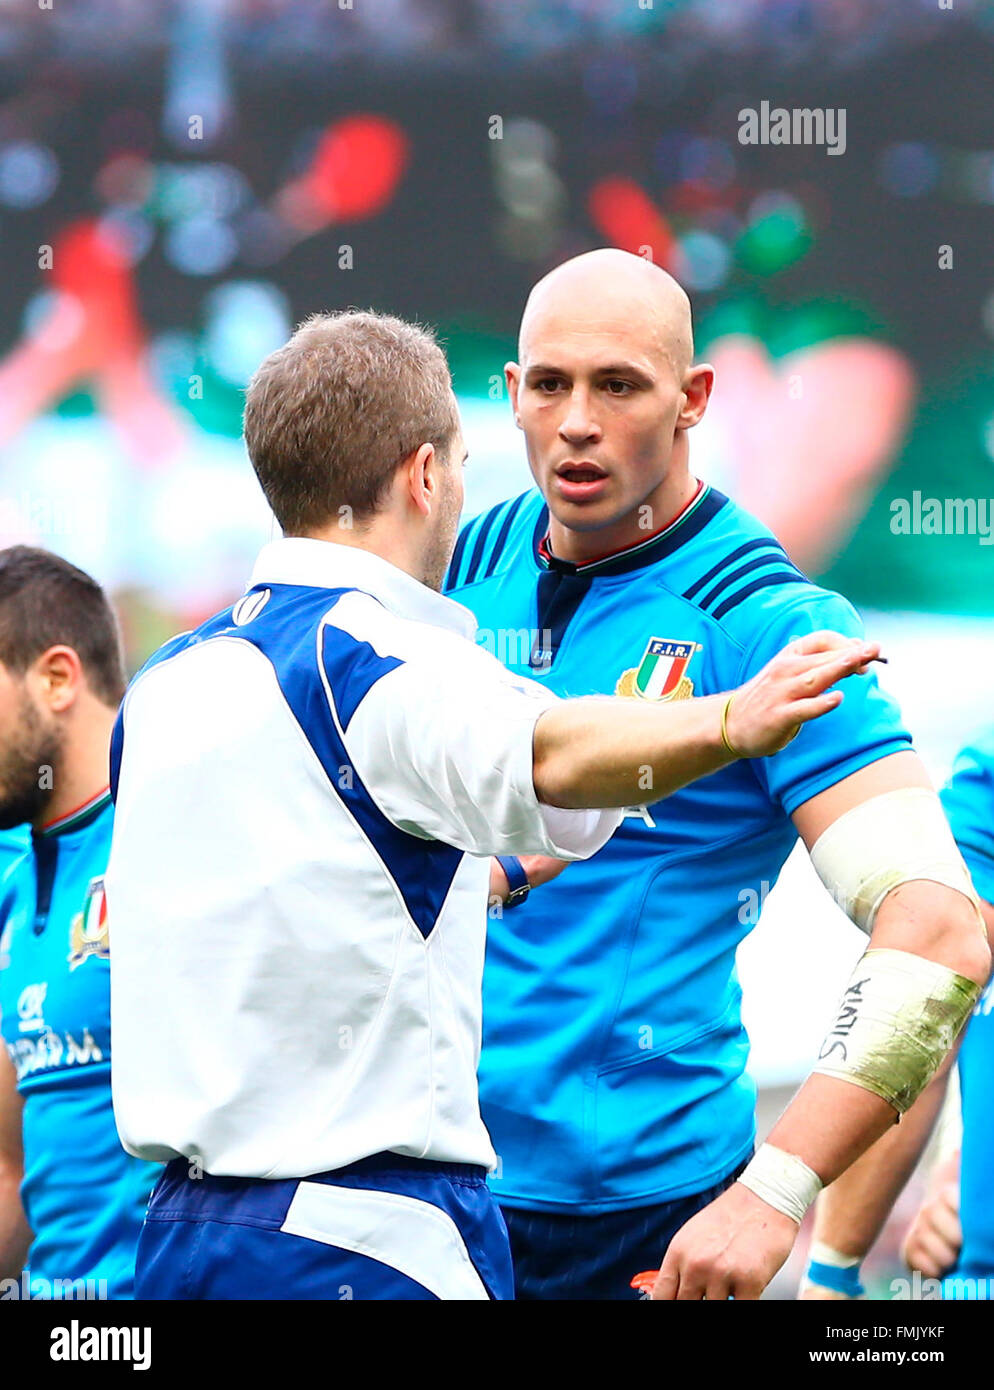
128, 584, 360, 694
0, 839, 32, 896
675, 490, 858, 651
946, 725, 994, 790
446, 488, 544, 594
320, 585, 472, 671
0, 839, 34, 946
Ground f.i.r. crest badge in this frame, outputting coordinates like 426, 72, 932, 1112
616, 638, 701, 702
68, 876, 110, 971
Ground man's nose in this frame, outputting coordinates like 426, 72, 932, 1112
558, 389, 601, 445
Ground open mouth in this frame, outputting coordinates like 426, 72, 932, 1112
556, 463, 607, 483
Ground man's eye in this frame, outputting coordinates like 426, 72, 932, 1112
535, 378, 562, 393
605, 380, 633, 395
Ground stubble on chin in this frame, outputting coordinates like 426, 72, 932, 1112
0, 697, 61, 831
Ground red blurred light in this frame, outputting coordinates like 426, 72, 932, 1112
280, 115, 410, 228
587, 177, 676, 268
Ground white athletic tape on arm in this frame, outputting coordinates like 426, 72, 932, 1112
809, 787, 982, 935
737, 1143, 823, 1225
807, 1240, 860, 1271
814, 948, 980, 1113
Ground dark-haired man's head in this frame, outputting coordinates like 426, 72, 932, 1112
0, 548, 124, 830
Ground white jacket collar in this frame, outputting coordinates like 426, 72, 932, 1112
249, 538, 477, 640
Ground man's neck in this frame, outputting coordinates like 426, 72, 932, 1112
299, 523, 425, 588
547, 467, 700, 566
35, 705, 116, 831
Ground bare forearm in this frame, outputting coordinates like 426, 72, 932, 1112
808, 1066, 950, 1259
765, 1073, 899, 1191
533, 694, 731, 809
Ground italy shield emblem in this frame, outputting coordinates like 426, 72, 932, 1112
616, 638, 700, 702
68, 876, 110, 970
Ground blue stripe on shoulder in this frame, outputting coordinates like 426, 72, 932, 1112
697, 552, 804, 613
446, 492, 534, 592
463, 502, 505, 586
711, 570, 812, 621
483, 492, 529, 580
445, 519, 477, 593
682, 538, 784, 603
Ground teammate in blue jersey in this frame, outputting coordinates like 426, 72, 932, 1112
802, 728, 994, 1300
0, 547, 156, 1300
0, 829, 28, 882
447, 248, 988, 1300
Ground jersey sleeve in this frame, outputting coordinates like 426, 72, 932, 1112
940, 732, 994, 907
738, 591, 912, 817
321, 603, 623, 860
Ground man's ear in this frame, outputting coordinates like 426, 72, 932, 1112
32, 646, 84, 715
505, 362, 522, 426
677, 363, 715, 430
405, 441, 438, 519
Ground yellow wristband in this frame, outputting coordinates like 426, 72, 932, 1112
720, 694, 742, 758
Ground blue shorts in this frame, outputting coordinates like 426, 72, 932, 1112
137, 1153, 514, 1301
501, 1157, 749, 1300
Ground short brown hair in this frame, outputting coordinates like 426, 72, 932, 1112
0, 547, 125, 707
243, 310, 460, 533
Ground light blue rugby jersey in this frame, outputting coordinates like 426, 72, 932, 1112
446, 483, 912, 1213
0, 826, 29, 878
0, 794, 157, 1298
939, 730, 994, 1292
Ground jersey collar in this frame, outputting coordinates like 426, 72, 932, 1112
534, 483, 728, 578
36, 788, 112, 839
250, 538, 477, 641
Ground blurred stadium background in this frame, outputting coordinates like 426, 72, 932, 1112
1, 0, 992, 1296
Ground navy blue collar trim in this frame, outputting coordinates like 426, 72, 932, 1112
533, 487, 728, 578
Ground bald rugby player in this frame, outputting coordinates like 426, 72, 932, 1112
446, 250, 989, 1301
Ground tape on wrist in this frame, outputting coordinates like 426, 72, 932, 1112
803, 1241, 865, 1299
737, 1142, 823, 1225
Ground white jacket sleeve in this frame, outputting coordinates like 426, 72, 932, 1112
324, 600, 622, 860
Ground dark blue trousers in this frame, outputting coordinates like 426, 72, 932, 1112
501, 1158, 748, 1300
137, 1153, 514, 1300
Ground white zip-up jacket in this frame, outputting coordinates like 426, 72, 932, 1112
106, 538, 621, 1179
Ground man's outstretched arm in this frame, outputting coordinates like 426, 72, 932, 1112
532, 632, 879, 810
491, 631, 879, 903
